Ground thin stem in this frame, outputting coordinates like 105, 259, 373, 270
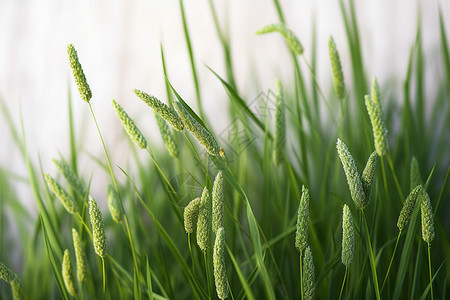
102, 257, 106, 295
362, 211, 381, 300
386, 154, 404, 201
204, 251, 211, 299
339, 267, 348, 300
428, 243, 434, 300
381, 231, 401, 293
380, 156, 390, 205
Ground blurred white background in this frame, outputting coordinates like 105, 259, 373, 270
0, 0, 448, 209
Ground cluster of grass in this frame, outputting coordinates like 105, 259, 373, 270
1, 0, 450, 299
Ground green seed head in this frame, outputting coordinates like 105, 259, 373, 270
184, 197, 201, 234
256, 23, 304, 55
213, 227, 229, 299
303, 246, 315, 300
365, 77, 388, 156
336, 139, 366, 210
397, 185, 422, 231
410, 156, 423, 191
273, 79, 286, 165
329, 36, 345, 99
107, 184, 123, 223
342, 205, 355, 267
62, 249, 78, 298
134, 89, 184, 131
44, 173, 78, 214
174, 101, 221, 156
0, 261, 16, 283
420, 190, 435, 243
112, 99, 147, 149
155, 113, 179, 158
196, 188, 210, 251
212, 171, 225, 233
53, 159, 86, 197
72, 229, 88, 283
89, 196, 107, 258
295, 185, 310, 253
361, 151, 377, 200
67, 44, 92, 103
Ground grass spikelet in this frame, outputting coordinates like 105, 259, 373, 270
397, 185, 422, 231
365, 77, 388, 156
328, 36, 345, 99
342, 205, 355, 267
410, 156, 423, 190
0, 261, 16, 283
44, 173, 78, 214
196, 187, 210, 251
155, 112, 179, 158
361, 151, 377, 200
72, 228, 88, 282
336, 139, 366, 210
112, 99, 147, 149
88, 196, 108, 258
53, 158, 86, 197
212, 171, 224, 233
67, 44, 92, 103
134, 89, 184, 131
303, 246, 315, 300
174, 101, 221, 156
184, 197, 201, 234
273, 79, 285, 165
256, 23, 303, 55
62, 249, 78, 298
213, 227, 229, 299
295, 185, 310, 253
420, 190, 435, 243
107, 184, 123, 223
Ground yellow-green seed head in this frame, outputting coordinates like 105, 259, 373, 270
62, 249, 78, 297
213, 227, 229, 299
107, 184, 123, 223
397, 185, 422, 231
184, 197, 201, 234
44, 173, 78, 214
273, 79, 286, 165
256, 23, 304, 55
72, 228, 88, 282
342, 205, 355, 267
420, 190, 435, 243
303, 246, 315, 300
410, 156, 423, 191
336, 139, 366, 210
53, 159, 86, 197
134, 89, 184, 131
112, 99, 147, 149
295, 185, 310, 253
174, 101, 221, 156
196, 187, 210, 251
67, 44, 92, 103
212, 171, 225, 233
329, 36, 345, 99
155, 113, 179, 158
11, 279, 24, 300
361, 151, 377, 200
365, 77, 388, 156
0, 261, 16, 283
88, 196, 107, 258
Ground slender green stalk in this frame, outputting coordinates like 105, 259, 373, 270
362, 211, 381, 300
380, 232, 401, 293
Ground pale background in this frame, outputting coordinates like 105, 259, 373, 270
0, 0, 449, 210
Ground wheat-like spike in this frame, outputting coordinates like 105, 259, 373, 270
174, 101, 221, 156
0, 261, 16, 283
420, 190, 435, 243
62, 249, 78, 297
72, 229, 88, 283
303, 246, 315, 300
361, 151, 377, 200
184, 197, 201, 234
295, 185, 310, 253
155, 112, 179, 158
256, 23, 304, 55
107, 184, 123, 223
410, 156, 423, 191
365, 77, 388, 156
342, 205, 355, 267
53, 159, 86, 197
212, 171, 225, 233
88, 196, 107, 258
11, 280, 24, 300
397, 185, 422, 231
134, 89, 184, 131
213, 227, 229, 299
336, 139, 366, 210
196, 187, 210, 251
112, 99, 147, 149
44, 173, 78, 214
273, 79, 286, 165
329, 36, 345, 99
67, 44, 92, 103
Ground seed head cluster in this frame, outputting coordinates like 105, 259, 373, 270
256, 23, 304, 55
397, 185, 422, 231
112, 99, 147, 149
295, 185, 310, 253
212, 171, 225, 233
89, 196, 108, 258
420, 190, 435, 243
273, 79, 286, 165
213, 227, 229, 299
155, 112, 179, 158
196, 188, 210, 251
53, 159, 86, 197
72, 228, 88, 283
329, 36, 345, 99
365, 77, 388, 156
184, 197, 201, 234
62, 249, 78, 298
341, 205, 355, 267
44, 173, 78, 214
67, 44, 92, 103
303, 246, 315, 300
361, 151, 377, 200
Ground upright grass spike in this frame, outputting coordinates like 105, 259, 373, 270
410, 156, 423, 190
134, 89, 184, 131
155, 112, 179, 158
212, 171, 224, 233
53, 158, 86, 197
67, 44, 92, 103
174, 101, 221, 156
213, 227, 229, 299
256, 23, 304, 55
420, 189, 435, 243
196, 187, 210, 251
107, 184, 123, 223
303, 246, 315, 300
72, 228, 88, 283
62, 249, 78, 298
365, 77, 388, 156
184, 197, 201, 234
336, 139, 366, 209
361, 151, 377, 199
112, 99, 147, 149
273, 79, 285, 165
88, 196, 108, 258
397, 185, 422, 231
44, 173, 78, 214
0, 261, 16, 283
329, 36, 346, 99
341, 205, 355, 267
295, 185, 310, 253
